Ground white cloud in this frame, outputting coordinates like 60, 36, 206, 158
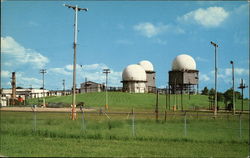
153, 38, 167, 45
200, 74, 210, 81
134, 22, 169, 38
133, 22, 185, 38
49, 63, 122, 87
225, 68, 249, 76
1, 36, 49, 68
233, 3, 248, 15
195, 57, 208, 62
49, 68, 71, 76
178, 7, 229, 27
1, 70, 11, 78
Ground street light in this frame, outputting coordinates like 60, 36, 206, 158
230, 61, 235, 115
210, 41, 218, 116
103, 69, 110, 110
63, 4, 88, 120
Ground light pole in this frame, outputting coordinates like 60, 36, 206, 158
230, 61, 235, 114
64, 4, 88, 120
210, 41, 218, 116
62, 79, 65, 96
103, 69, 110, 110
40, 69, 47, 107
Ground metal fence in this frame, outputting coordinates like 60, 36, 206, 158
1, 109, 248, 141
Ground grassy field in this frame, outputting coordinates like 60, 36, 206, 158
0, 111, 249, 157
26, 92, 249, 112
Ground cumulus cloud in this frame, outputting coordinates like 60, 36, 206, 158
195, 57, 208, 62
133, 22, 169, 38
177, 7, 229, 27
225, 68, 249, 76
1, 36, 49, 68
133, 22, 185, 38
49, 68, 71, 76
49, 63, 122, 87
200, 74, 210, 81
1, 70, 11, 78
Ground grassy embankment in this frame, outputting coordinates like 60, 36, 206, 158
27, 92, 249, 112
0, 111, 249, 157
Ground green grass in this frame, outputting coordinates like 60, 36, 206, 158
0, 111, 249, 157
27, 92, 249, 111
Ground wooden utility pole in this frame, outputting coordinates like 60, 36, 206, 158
155, 90, 159, 122
103, 69, 110, 110
40, 69, 47, 107
64, 4, 88, 120
11, 72, 16, 106
238, 79, 247, 112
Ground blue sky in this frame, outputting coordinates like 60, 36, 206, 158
1, 1, 249, 96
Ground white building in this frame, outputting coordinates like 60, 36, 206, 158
138, 60, 156, 93
122, 64, 147, 93
0, 88, 49, 106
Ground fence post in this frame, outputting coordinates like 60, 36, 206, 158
239, 114, 242, 138
165, 110, 167, 122
132, 108, 135, 137
184, 112, 187, 136
81, 106, 85, 131
155, 90, 159, 122
32, 105, 36, 132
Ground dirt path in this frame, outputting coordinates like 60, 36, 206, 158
0, 107, 96, 112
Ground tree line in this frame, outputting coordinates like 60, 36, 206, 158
201, 87, 242, 110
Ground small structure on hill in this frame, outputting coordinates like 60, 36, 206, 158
80, 81, 105, 93
168, 54, 199, 94
138, 60, 156, 93
122, 64, 147, 93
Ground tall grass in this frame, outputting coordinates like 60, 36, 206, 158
1, 111, 249, 157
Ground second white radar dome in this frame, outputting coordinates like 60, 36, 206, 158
172, 54, 196, 71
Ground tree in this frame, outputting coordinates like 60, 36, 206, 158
201, 87, 209, 95
209, 88, 215, 96
223, 88, 233, 105
217, 92, 224, 102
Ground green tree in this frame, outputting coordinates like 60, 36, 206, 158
223, 88, 233, 105
201, 87, 209, 95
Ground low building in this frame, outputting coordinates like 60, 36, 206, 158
80, 81, 104, 93
0, 88, 49, 106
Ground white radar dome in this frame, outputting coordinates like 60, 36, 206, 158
122, 64, 147, 81
138, 60, 154, 72
172, 54, 196, 71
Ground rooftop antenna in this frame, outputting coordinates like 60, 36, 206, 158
63, 4, 88, 120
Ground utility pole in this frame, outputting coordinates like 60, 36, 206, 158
62, 79, 65, 96
238, 79, 247, 112
210, 41, 218, 116
11, 72, 16, 106
64, 4, 88, 120
103, 69, 110, 110
230, 61, 235, 114
40, 69, 47, 107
